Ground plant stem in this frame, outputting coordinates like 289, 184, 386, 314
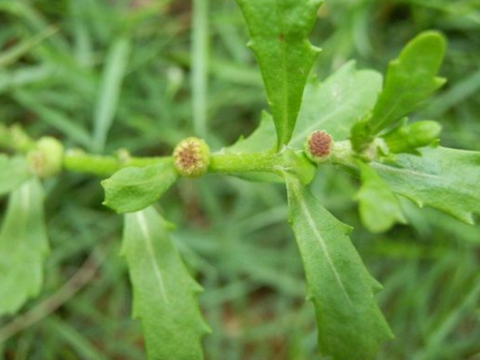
65, 151, 285, 177
2, 124, 358, 178
63, 151, 170, 177
209, 152, 283, 175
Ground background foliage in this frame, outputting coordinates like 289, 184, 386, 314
0, 0, 479, 359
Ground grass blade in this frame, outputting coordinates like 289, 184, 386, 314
92, 36, 131, 152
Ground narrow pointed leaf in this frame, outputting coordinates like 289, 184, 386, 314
122, 207, 210, 360
235, 0, 323, 148
355, 161, 407, 233
285, 175, 392, 360
373, 146, 480, 224
0, 155, 32, 196
102, 160, 177, 213
357, 31, 446, 138
0, 179, 49, 316
291, 62, 383, 146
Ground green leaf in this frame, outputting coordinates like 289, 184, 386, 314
355, 161, 406, 233
281, 149, 316, 185
235, 0, 323, 148
226, 62, 382, 154
360, 32, 446, 138
0, 155, 32, 196
102, 160, 177, 214
373, 146, 480, 225
285, 174, 392, 360
291, 61, 383, 147
0, 179, 49, 316
122, 207, 210, 360
225, 111, 276, 154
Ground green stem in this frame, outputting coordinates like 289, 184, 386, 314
66, 151, 284, 178
2, 123, 359, 179
209, 152, 283, 175
63, 151, 170, 177
64, 151, 284, 178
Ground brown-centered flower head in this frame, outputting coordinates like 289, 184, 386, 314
173, 137, 210, 178
304, 130, 333, 164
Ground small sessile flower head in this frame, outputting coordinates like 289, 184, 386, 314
304, 130, 333, 164
173, 137, 210, 178
27, 136, 64, 178
382, 120, 442, 154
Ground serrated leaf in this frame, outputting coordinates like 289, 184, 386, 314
0, 155, 32, 196
226, 62, 383, 155
285, 174, 392, 360
362, 32, 446, 137
0, 179, 49, 316
122, 207, 210, 360
102, 160, 177, 214
235, 0, 323, 148
355, 161, 407, 233
291, 61, 383, 147
373, 146, 480, 224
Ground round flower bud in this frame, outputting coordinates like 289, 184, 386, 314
407, 121, 442, 148
27, 136, 64, 178
382, 120, 442, 154
304, 131, 333, 164
173, 137, 210, 178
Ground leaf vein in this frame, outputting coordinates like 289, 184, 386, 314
292, 184, 353, 305
135, 212, 168, 304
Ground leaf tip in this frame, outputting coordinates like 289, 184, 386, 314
412, 30, 447, 51
100, 178, 110, 189
458, 212, 475, 225
310, 45, 322, 55
435, 76, 447, 87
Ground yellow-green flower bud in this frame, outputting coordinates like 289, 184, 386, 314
304, 131, 333, 164
383, 120, 442, 153
27, 136, 64, 178
173, 137, 210, 178
11, 125, 36, 152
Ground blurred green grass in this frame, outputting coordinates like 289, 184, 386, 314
0, 0, 479, 359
